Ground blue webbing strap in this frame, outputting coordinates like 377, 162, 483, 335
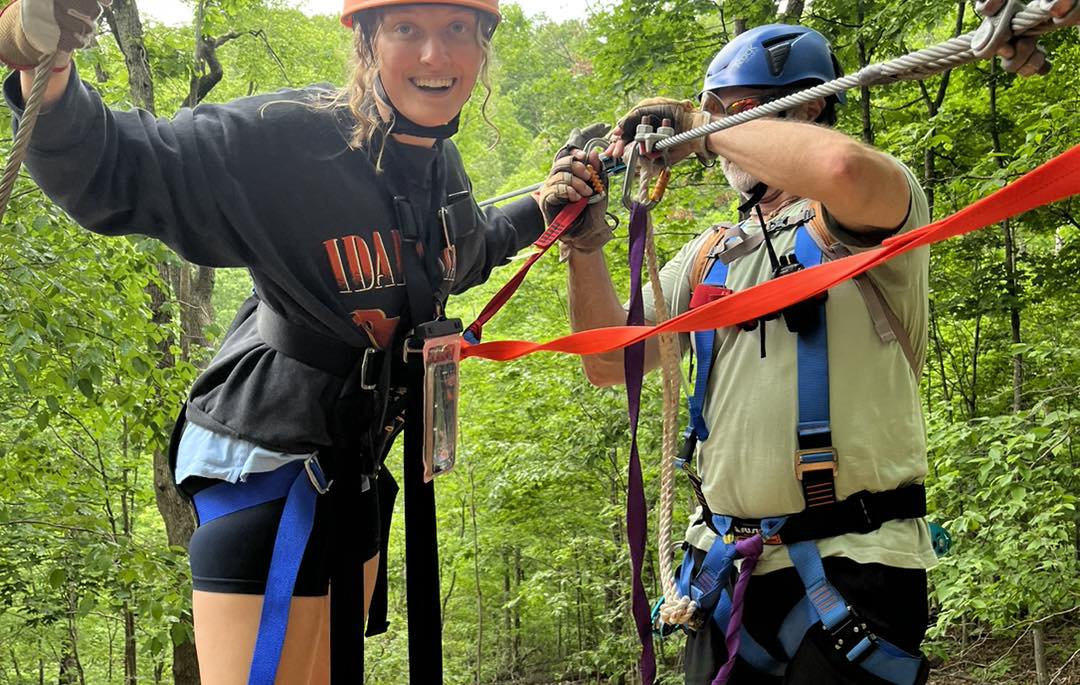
676, 547, 695, 598
688, 515, 736, 612
689, 258, 729, 441
794, 227, 830, 451
193, 461, 305, 525
738, 626, 785, 677
193, 460, 326, 685
786, 542, 850, 631
785, 542, 924, 684
793, 228, 837, 508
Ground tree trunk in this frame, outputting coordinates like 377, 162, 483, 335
468, 467, 483, 685
968, 314, 981, 419
513, 546, 522, 668
988, 60, 1024, 412
59, 587, 85, 685
103, 1, 154, 112
502, 547, 511, 673
123, 603, 136, 685
104, 3, 202, 682
1032, 625, 1049, 685
782, 0, 805, 22
856, 0, 873, 145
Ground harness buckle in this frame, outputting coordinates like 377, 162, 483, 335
360, 348, 379, 392
826, 609, 875, 664
305, 455, 333, 495
794, 447, 838, 480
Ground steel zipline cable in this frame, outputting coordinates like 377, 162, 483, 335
480, 0, 1062, 207
654, 1, 1057, 153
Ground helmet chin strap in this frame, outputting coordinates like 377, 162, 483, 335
738, 182, 771, 216
374, 74, 461, 139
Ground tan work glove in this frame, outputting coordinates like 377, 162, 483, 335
539, 147, 612, 255
0, 0, 109, 71
610, 97, 713, 165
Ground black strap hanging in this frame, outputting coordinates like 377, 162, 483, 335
383, 142, 450, 684
325, 138, 452, 684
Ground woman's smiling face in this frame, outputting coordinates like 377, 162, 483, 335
374, 6, 485, 128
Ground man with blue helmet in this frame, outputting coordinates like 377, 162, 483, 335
569, 24, 936, 684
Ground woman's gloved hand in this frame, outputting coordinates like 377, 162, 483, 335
539, 146, 613, 255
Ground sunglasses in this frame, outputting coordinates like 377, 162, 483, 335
701, 91, 792, 118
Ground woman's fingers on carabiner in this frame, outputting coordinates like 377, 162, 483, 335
586, 149, 602, 173
567, 157, 595, 196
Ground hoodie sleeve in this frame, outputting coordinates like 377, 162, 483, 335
441, 141, 545, 294
3, 66, 291, 268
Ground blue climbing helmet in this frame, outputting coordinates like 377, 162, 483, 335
701, 24, 846, 125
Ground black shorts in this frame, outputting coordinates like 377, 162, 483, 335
184, 473, 381, 597
683, 549, 929, 685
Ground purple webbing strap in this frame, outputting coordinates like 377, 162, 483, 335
712, 535, 765, 685
624, 202, 657, 684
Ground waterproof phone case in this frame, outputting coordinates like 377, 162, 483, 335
422, 333, 462, 482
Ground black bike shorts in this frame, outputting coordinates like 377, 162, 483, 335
683, 550, 929, 685
184, 473, 380, 597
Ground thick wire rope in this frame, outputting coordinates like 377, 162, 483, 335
477, 1, 1060, 208
0, 54, 60, 222
655, 1, 1055, 152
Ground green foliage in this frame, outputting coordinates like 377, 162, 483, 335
927, 400, 1080, 638
1, 0, 1079, 682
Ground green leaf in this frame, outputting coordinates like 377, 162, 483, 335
77, 378, 94, 399
48, 568, 67, 589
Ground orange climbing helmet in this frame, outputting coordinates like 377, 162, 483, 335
341, 0, 501, 27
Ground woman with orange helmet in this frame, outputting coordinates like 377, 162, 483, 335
0, 0, 607, 682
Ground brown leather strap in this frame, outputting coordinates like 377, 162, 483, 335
689, 223, 734, 292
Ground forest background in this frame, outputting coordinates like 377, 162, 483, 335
0, 0, 1077, 683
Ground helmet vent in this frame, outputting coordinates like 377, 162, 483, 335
761, 34, 800, 76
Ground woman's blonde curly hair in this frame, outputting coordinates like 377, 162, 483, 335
319, 9, 498, 153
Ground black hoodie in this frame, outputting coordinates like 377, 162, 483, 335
5, 68, 544, 456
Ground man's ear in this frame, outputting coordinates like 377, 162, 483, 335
802, 97, 826, 122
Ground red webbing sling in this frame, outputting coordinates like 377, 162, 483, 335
464, 198, 588, 343
463, 144, 1080, 362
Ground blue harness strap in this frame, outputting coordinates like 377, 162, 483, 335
785, 542, 926, 685
689, 257, 728, 442
193, 458, 330, 685
792, 228, 838, 508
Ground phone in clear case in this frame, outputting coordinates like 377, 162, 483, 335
422, 334, 461, 482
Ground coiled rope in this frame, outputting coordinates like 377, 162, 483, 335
0, 54, 60, 223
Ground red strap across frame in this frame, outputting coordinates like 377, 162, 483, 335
463, 144, 1080, 362
464, 198, 588, 342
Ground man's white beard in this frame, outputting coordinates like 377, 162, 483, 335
721, 157, 760, 194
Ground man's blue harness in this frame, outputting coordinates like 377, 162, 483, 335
672, 222, 928, 685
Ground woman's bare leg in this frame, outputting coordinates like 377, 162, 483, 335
193, 553, 379, 685
308, 554, 381, 685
